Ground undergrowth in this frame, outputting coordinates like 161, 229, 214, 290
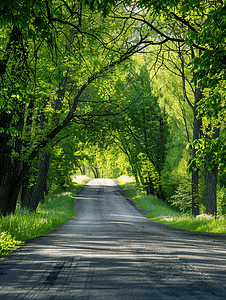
0, 180, 85, 257
118, 175, 226, 234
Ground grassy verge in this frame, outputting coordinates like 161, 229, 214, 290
0, 180, 85, 257
118, 175, 226, 235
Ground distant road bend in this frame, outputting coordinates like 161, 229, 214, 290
1, 178, 226, 299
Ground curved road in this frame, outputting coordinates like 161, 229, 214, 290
1, 178, 226, 299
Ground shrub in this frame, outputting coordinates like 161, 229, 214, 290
217, 187, 226, 216
170, 184, 192, 214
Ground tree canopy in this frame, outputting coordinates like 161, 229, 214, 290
1, 0, 226, 217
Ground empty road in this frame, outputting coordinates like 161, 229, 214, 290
1, 178, 226, 299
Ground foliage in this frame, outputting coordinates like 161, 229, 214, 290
0, 0, 150, 215
1, 0, 226, 217
47, 130, 82, 192
188, 134, 226, 172
150, 0, 226, 168
0, 232, 22, 256
104, 62, 170, 196
170, 184, 192, 214
80, 0, 226, 216
76, 144, 130, 178
217, 187, 226, 217
160, 128, 190, 201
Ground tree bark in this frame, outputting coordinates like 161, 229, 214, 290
144, 173, 155, 195
205, 159, 218, 216
205, 126, 220, 216
0, 114, 24, 216
0, 20, 148, 216
91, 165, 99, 178
79, 166, 86, 175
179, 50, 203, 216
0, 26, 27, 216
191, 88, 202, 216
21, 152, 52, 211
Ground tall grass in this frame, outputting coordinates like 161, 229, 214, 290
0, 181, 84, 257
118, 175, 226, 234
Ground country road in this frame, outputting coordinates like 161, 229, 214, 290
1, 178, 226, 299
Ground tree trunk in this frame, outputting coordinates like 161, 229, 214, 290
144, 173, 155, 195
205, 159, 218, 216
0, 115, 24, 216
80, 166, 86, 175
0, 26, 25, 216
21, 105, 53, 211
205, 126, 220, 216
21, 80, 63, 211
180, 51, 203, 216
192, 169, 200, 216
91, 166, 99, 178
0, 163, 21, 216
191, 88, 202, 216
21, 152, 52, 211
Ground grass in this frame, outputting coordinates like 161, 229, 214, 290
118, 175, 226, 235
0, 179, 86, 257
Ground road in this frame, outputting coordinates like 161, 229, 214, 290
1, 178, 226, 299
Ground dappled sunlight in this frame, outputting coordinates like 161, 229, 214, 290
3, 225, 226, 299
1, 179, 226, 299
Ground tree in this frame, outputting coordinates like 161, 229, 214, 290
104, 63, 169, 198
0, 0, 153, 215
148, 43, 204, 215
47, 136, 79, 194
84, 0, 226, 216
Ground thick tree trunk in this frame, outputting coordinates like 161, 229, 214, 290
21, 106, 53, 211
0, 115, 24, 216
0, 26, 25, 216
21, 86, 62, 211
0, 115, 13, 215
0, 141, 21, 216
0, 166, 20, 216
21, 152, 52, 211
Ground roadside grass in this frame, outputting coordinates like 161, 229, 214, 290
118, 175, 226, 235
0, 180, 85, 257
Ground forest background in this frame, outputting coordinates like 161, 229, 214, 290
0, 0, 226, 219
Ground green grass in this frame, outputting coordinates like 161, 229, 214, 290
0, 181, 84, 257
118, 175, 226, 235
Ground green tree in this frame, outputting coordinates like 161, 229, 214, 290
91, 0, 226, 216
0, 0, 151, 215
104, 63, 169, 198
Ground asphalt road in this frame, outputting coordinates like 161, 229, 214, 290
1, 178, 226, 299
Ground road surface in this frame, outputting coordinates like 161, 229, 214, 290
1, 178, 226, 299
